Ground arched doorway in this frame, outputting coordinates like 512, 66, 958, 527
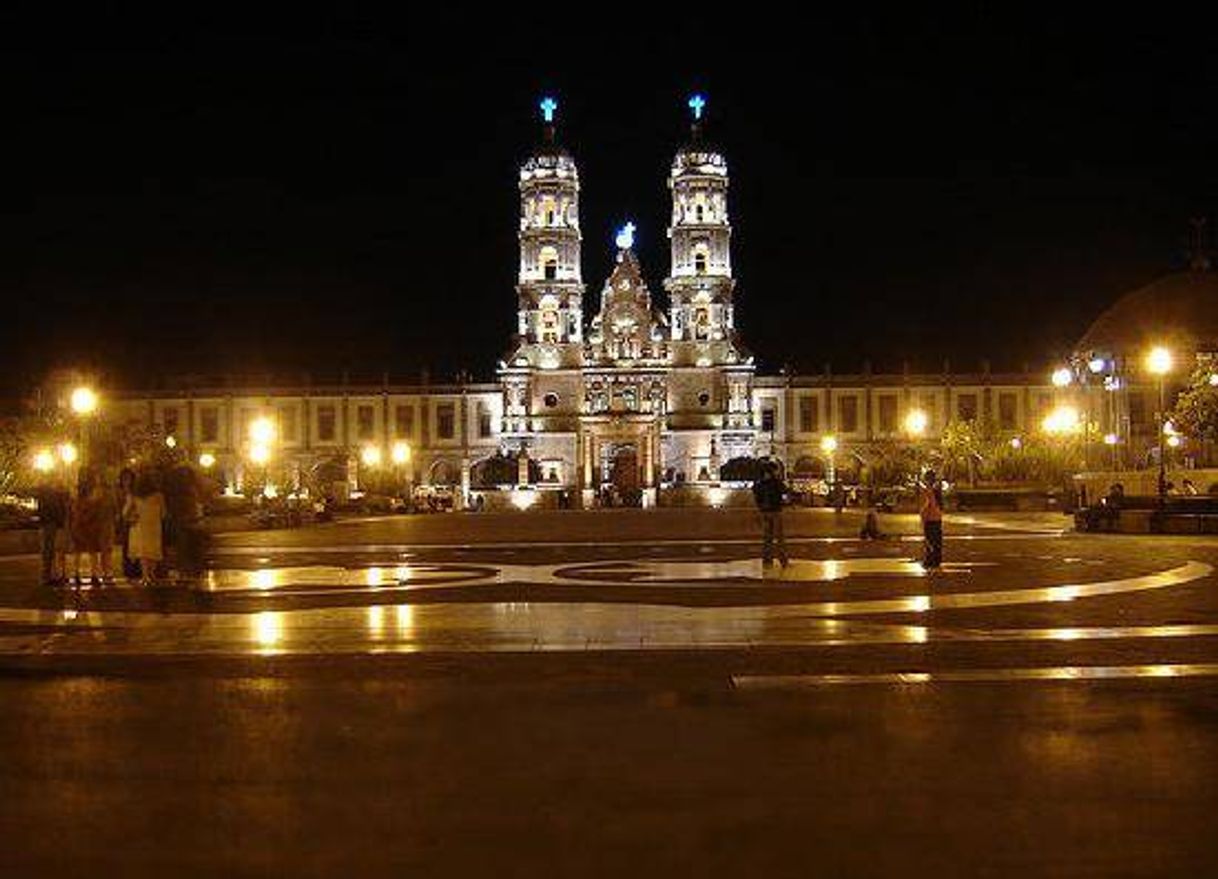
602, 443, 641, 506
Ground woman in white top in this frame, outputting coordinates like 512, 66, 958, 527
125, 470, 166, 586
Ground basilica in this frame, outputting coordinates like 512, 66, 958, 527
101, 97, 1210, 508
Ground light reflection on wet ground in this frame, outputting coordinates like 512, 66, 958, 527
0, 556, 1208, 656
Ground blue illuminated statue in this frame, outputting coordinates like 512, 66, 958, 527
688, 94, 706, 120
615, 222, 636, 251
539, 96, 557, 123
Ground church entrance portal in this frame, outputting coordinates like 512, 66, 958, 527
600, 442, 642, 506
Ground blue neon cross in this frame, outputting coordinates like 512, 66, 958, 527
539, 97, 557, 123
688, 94, 706, 120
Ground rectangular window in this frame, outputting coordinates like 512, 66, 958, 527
955, 393, 978, 422
1034, 392, 1053, 420
239, 407, 255, 441
998, 393, 1018, 430
477, 403, 492, 438
162, 406, 180, 438
278, 405, 298, 444
798, 396, 819, 434
760, 405, 776, 433
200, 407, 219, 444
878, 396, 898, 433
437, 403, 455, 440
839, 396, 859, 433
1128, 393, 1147, 427
317, 405, 336, 443
357, 405, 375, 441
920, 393, 938, 430
395, 404, 414, 438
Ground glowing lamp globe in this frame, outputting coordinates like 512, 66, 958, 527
198, 452, 216, 469
33, 449, 55, 473
1146, 346, 1173, 376
391, 442, 411, 465
361, 446, 382, 467
903, 409, 928, 436
70, 386, 98, 416
58, 442, 78, 465
1051, 367, 1072, 388
820, 435, 838, 454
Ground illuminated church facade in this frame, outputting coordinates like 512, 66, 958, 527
106, 96, 1197, 508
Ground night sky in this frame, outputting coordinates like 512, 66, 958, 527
5, 11, 1216, 399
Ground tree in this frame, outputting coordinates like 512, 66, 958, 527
1170, 363, 1218, 442
938, 419, 990, 487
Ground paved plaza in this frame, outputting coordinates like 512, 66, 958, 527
3, 508, 1218, 876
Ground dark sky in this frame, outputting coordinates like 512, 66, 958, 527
4, 11, 1216, 397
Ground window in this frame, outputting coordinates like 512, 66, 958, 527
200, 407, 219, 444
798, 396, 819, 434
543, 392, 559, 408
162, 406, 179, 438
395, 405, 414, 438
278, 406, 298, 444
437, 403, 455, 440
839, 397, 859, 433
317, 405, 336, 442
998, 393, 1018, 430
761, 405, 776, 433
878, 396, 898, 433
697, 390, 711, 407
477, 403, 493, 438
357, 405, 375, 441
539, 246, 558, 280
956, 393, 978, 422
1128, 393, 1147, 427
622, 388, 638, 411
919, 393, 938, 429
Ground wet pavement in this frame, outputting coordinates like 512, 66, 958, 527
2, 508, 1217, 876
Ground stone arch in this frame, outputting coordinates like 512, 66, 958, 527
792, 455, 825, 479
428, 458, 461, 486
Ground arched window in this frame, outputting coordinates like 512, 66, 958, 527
539, 246, 558, 280
540, 196, 557, 227
692, 242, 710, 275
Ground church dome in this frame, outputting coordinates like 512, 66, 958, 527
1075, 268, 1218, 358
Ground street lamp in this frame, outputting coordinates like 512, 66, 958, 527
903, 409, 928, 438
32, 449, 55, 473
1145, 345, 1173, 506
1051, 367, 1073, 388
361, 445, 382, 467
58, 442, 79, 465
820, 434, 838, 499
198, 452, 216, 469
70, 386, 98, 416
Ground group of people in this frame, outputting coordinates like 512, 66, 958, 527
752, 463, 945, 571
35, 463, 205, 588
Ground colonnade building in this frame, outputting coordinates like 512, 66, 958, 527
102, 97, 1209, 507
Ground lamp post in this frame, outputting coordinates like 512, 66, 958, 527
1146, 346, 1172, 507
69, 385, 98, 467
903, 408, 928, 482
820, 434, 838, 506
392, 441, 412, 508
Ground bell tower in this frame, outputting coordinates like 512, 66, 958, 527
516, 96, 584, 349
664, 94, 739, 360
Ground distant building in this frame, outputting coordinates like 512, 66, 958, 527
100, 98, 1213, 505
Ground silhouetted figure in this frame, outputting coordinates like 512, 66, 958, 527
920, 470, 944, 569
753, 460, 789, 569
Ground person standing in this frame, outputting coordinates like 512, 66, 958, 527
752, 460, 790, 570
125, 470, 166, 587
116, 468, 140, 581
70, 469, 107, 586
920, 469, 944, 569
34, 476, 70, 586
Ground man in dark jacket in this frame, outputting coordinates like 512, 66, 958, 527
34, 478, 70, 586
752, 460, 789, 569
